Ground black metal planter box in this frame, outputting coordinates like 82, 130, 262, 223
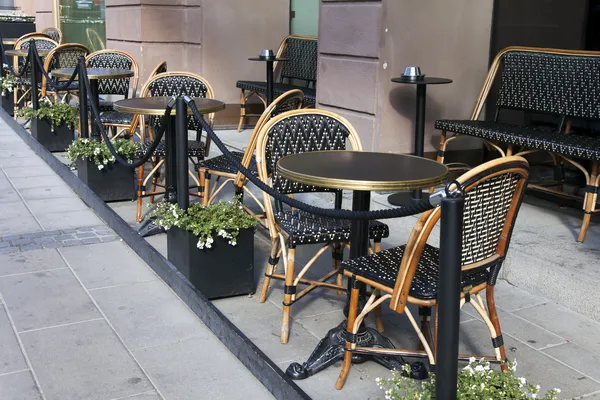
31, 118, 75, 152
0, 21, 35, 39
167, 227, 255, 299
1, 93, 13, 116
76, 159, 136, 202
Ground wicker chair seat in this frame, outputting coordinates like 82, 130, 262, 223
236, 81, 316, 105
436, 119, 600, 161
197, 152, 258, 176
342, 244, 489, 300
275, 210, 389, 247
100, 111, 133, 125
99, 98, 113, 111
136, 141, 205, 158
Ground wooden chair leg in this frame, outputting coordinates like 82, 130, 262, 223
135, 164, 145, 222
332, 242, 344, 295
433, 305, 439, 357
579, 162, 598, 243
199, 169, 210, 206
419, 306, 433, 350
237, 89, 246, 132
486, 286, 508, 371
335, 279, 360, 390
281, 247, 296, 344
259, 238, 280, 303
373, 240, 385, 332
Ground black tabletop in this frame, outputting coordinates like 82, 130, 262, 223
391, 76, 453, 85
248, 57, 289, 62
113, 97, 225, 116
277, 151, 448, 192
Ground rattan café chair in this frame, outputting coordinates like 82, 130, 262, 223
334, 156, 529, 389
197, 89, 304, 224
256, 109, 390, 344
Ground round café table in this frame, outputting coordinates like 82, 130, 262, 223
53, 68, 134, 139
5, 49, 50, 57
114, 97, 225, 236
276, 150, 448, 379
388, 76, 452, 206
248, 56, 288, 105
2, 38, 18, 46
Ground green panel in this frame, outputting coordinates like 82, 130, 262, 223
58, 0, 106, 52
290, 0, 319, 37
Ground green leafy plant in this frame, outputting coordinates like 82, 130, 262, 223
147, 198, 257, 249
0, 74, 15, 96
377, 359, 561, 400
67, 138, 137, 170
0, 12, 35, 23
18, 99, 78, 131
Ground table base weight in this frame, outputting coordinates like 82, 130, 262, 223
286, 321, 426, 380
137, 204, 166, 237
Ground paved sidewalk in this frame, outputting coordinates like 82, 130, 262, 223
0, 121, 272, 399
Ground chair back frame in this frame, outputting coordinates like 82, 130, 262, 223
138, 71, 216, 154
273, 34, 318, 88
41, 27, 62, 44
14, 32, 51, 46
85, 49, 140, 99
232, 89, 304, 188
470, 46, 600, 127
13, 37, 59, 83
255, 109, 362, 239
41, 43, 90, 96
390, 156, 530, 313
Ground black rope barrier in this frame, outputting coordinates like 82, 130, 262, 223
185, 97, 435, 220
0, 36, 31, 78
31, 44, 79, 93
77, 57, 171, 168
73, 57, 436, 221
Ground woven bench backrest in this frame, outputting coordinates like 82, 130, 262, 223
497, 50, 600, 120
279, 36, 318, 85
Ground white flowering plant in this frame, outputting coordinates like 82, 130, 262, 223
67, 138, 137, 170
18, 99, 78, 131
0, 74, 15, 96
146, 198, 257, 249
376, 359, 561, 400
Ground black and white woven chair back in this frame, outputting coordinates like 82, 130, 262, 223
16, 38, 58, 73
279, 36, 318, 86
47, 45, 89, 72
86, 51, 136, 97
42, 28, 62, 44
263, 110, 359, 195
457, 157, 529, 271
497, 49, 600, 121
143, 72, 213, 131
269, 90, 304, 119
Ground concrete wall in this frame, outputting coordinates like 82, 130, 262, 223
317, 0, 493, 153
14, 0, 51, 30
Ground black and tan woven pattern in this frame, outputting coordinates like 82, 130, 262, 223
436, 119, 600, 161
86, 52, 134, 96
197, 151, 252, 176
99, 111, 133, 125
235, 81, 316, 105
265, 114, 350, 194
45, 46, 89, 92
276, 210, 389, 247
42, 28, 61, 43
342, 245, 488, 300
16, 39, 57, 78
497, 51, 600, 119
279, 37, 318, 84
136, 141, 205, 158
146, 75, 209, 131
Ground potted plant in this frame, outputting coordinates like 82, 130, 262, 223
19, 99, 78, 152
0, 74, 15, 116
67, 138, 137, 202
0, 11, 35, 38
147, 199, 258, 299
376, 358, 561, 399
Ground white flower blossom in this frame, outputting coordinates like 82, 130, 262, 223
98, 164, 104, 170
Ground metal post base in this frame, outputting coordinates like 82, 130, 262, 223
136, 204, 166, 237
285, 322, 408, 380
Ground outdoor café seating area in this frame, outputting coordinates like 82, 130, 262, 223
3, 26, 600, 399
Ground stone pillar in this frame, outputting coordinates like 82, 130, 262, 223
317, 0, 382, 150
317, 0, 494, 156
105, 0, 202, 87
34, 0, 53, 30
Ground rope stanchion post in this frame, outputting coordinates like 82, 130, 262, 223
29, 42, 39, 110
88, 77, 101, 141
435, 188, 465, 400
164, 99, 177, 204
175, 96, 189, 210
78, 63, 89, 138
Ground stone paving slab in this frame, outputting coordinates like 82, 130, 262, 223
0, 371, 42, 400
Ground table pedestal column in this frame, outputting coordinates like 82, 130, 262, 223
285, 191, 405, 380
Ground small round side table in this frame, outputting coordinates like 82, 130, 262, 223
248, 56, 288, 105
387, 76, 452, 206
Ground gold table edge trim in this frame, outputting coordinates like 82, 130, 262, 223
276, 152, 449, 191
51, 69, 135, 80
